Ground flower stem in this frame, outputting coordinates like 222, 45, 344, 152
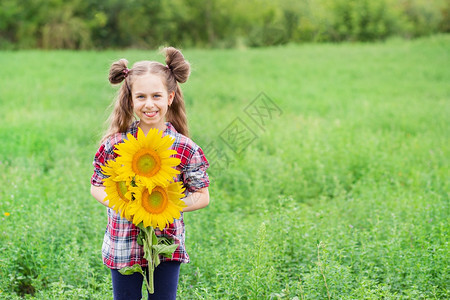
140, 225, 155, 294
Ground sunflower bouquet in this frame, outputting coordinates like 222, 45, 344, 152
101, 128, 186, 294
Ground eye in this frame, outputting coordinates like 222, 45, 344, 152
153, 94, 162, 99
136, 95, 145, 99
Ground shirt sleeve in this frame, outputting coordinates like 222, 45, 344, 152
91, 143, 108, 186
182, 146, 210, 193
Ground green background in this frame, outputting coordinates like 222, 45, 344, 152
0, 35, 449, 298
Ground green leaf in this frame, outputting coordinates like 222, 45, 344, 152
137, 232, 144, 246
118, 264, 144, 276
153, 252, 161, 268
151, 230, 158, 245
137, 222, 146, 230
152, 243, 179, 258
143, 240, 152, 262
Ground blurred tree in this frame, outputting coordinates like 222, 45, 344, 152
439, 0, 450, 32
399, 0, 443, 37
0, 0, 449, 49
41, 1, 92, 49
325, 0, 398, 41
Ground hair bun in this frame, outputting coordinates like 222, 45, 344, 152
109, 59, 129, 84
164, 47, 190, 83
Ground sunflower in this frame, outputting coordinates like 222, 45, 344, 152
101, 160, 134, 219
129, 181, 186, 229
114, 127, 181, 189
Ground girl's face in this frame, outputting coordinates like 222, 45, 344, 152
131, 73, 174, 133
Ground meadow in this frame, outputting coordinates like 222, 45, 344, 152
0, 35, 449, 299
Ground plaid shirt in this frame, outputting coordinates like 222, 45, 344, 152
91, 121, 210, 269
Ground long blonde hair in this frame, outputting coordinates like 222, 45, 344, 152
101, 47, 190, 143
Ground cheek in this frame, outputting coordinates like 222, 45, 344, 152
132, 101, 142, 114
132, 99, 140, 109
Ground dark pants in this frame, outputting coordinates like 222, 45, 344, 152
110, 261, 181, 300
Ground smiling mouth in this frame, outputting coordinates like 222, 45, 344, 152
144, 111, 158, 118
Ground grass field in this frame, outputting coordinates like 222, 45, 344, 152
0, 35, 449, 299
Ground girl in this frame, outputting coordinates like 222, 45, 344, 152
90, 47, 210, 300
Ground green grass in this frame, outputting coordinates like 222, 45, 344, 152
0, 35, 449, 299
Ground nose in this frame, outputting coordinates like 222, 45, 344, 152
144, 97, 155, 109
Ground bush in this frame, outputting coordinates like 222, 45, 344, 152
398, 0, 444, 38
0, 0, 449, 49
323, 0, 397, 41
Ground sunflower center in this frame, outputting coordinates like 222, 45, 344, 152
141, 186, 168, 214
132, 148, 161, 177
116, 181, 129, 202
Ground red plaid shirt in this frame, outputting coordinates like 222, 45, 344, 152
91, 122, 210, 269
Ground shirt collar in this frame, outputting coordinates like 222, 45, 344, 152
131, 120, 178, 136
164, 122, 178, 136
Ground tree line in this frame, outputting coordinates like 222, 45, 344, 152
1, 0, 449, 50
